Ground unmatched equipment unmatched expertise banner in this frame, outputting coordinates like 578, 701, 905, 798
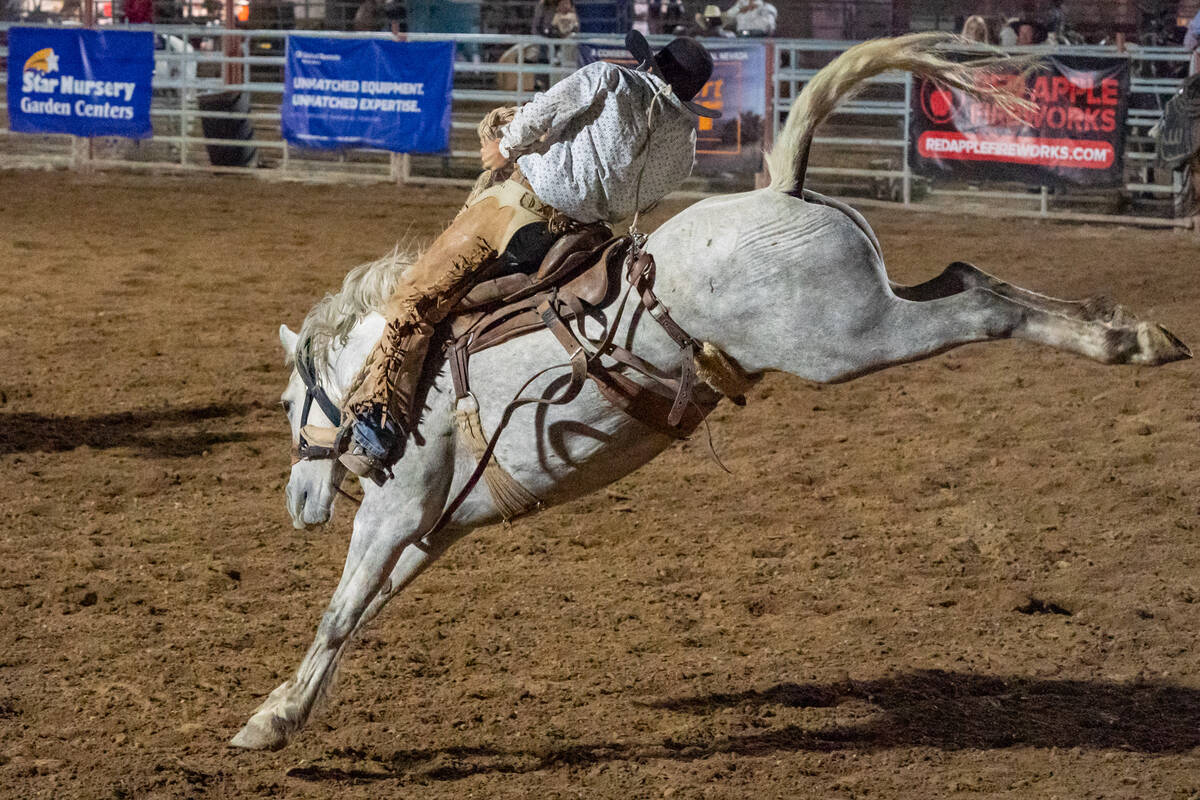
577, 42, 767, 176
6, 27, 153, 139
911, 54, 1130, 187
282, 37, 454, 153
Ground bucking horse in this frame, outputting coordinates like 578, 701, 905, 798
232, 34, 1191, 750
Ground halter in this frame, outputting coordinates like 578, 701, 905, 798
292, 338, 342, 462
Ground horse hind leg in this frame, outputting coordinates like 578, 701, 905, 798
888, 262, 1190, 365
892, 261, 1143, 327
821, 285, 1189, 384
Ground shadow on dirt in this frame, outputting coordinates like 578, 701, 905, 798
287, 670, 1200, 784
0, 403, 262, 457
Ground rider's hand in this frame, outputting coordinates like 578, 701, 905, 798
480, 139, 509, 171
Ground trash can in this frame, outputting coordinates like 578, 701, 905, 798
197, 91, 258, 168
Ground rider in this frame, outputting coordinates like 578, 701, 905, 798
335, 32, 720, 484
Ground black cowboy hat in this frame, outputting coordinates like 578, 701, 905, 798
625, 30, 721, 119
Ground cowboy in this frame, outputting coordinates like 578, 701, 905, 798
696, 4, 736, 37
335, 33, 720, 484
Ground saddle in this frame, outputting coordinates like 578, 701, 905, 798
443, 225, 718, 441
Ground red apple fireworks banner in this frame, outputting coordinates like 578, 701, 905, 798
911, 55, 1130, 187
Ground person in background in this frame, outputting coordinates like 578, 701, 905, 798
1016, 19, 1047, 45
550, 0, 579, 38
1046, 0, 1067, 40
720, 0, 777, 37
125, 0, 154, 22
383, 0, 403, 39
960, 15, 990, 44
351, 0, 378, 31
997, 16, 1020, 46
695, 4, 735, 37
550, 0, 580, 68
1184, 9, 1200, 51
648, 0, 687, 36
531, 0, 555, 35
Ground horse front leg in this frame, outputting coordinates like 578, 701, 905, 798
231, 435, 461, 751
229, 519, 431, 750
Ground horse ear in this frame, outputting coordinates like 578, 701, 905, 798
279, 324, 299, 355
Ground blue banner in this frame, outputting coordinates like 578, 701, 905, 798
6, 27, 154, 139
282, 37, 454, 153
578, 42, 766, 176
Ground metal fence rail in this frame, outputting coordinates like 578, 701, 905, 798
1, 24, 1194, 226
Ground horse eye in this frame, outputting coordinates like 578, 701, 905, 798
282, 400, 294, 416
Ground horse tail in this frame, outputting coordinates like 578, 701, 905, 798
764, 32, 1031, 194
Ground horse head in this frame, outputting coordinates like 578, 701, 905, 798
277, 316, 384, 528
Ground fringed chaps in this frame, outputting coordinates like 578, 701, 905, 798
341, 181, 554, 431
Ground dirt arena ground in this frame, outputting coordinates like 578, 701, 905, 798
2, 170, 1199, 799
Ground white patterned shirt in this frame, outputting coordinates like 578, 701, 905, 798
498, 61, 697, 224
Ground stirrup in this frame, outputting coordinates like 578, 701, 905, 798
338, 446, 393, 487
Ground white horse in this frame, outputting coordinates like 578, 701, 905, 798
232, 34, 1190, 750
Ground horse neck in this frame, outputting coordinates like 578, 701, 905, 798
323, 313, 386, 402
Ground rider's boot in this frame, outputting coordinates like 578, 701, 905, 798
337, 406, 404, 487
337, 320, 434, 486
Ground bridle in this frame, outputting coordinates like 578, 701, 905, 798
288, 339, 364, 507
291, 338, 342, 462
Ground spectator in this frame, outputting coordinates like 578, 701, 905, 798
1016, 19, 1047, 45
1185, 9, 1200, 51
351, 0, 378, 31
125, 0, 154, 22
998, 16, 1020, 46
960, 15, 990, 44
383, 0, 403, 39
648, 0, 688, 36
550, 0, 579, 38
1046, 0, 1067, 40
531, 0, 555, 35
695, 4, 735, 37
720, 0, 777, 37
550, 0, 580, 67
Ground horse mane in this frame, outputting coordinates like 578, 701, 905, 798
294, 243, 419, 372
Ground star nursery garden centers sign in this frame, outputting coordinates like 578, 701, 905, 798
6, 27, 154, 139
281, 37, 454, 152
911, 54, 1130, 187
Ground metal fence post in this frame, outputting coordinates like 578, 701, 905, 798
902, 71, 912, 206
179, 46, 190, 167
757, 40, 775, 189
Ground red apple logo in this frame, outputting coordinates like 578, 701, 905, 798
922, 81, 960, 124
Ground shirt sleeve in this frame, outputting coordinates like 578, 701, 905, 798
498, 62, 621, 159
1187, 13, 1200, 50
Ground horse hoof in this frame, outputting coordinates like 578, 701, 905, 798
230, 712, 291, 751
1132, 322, 1192, 365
